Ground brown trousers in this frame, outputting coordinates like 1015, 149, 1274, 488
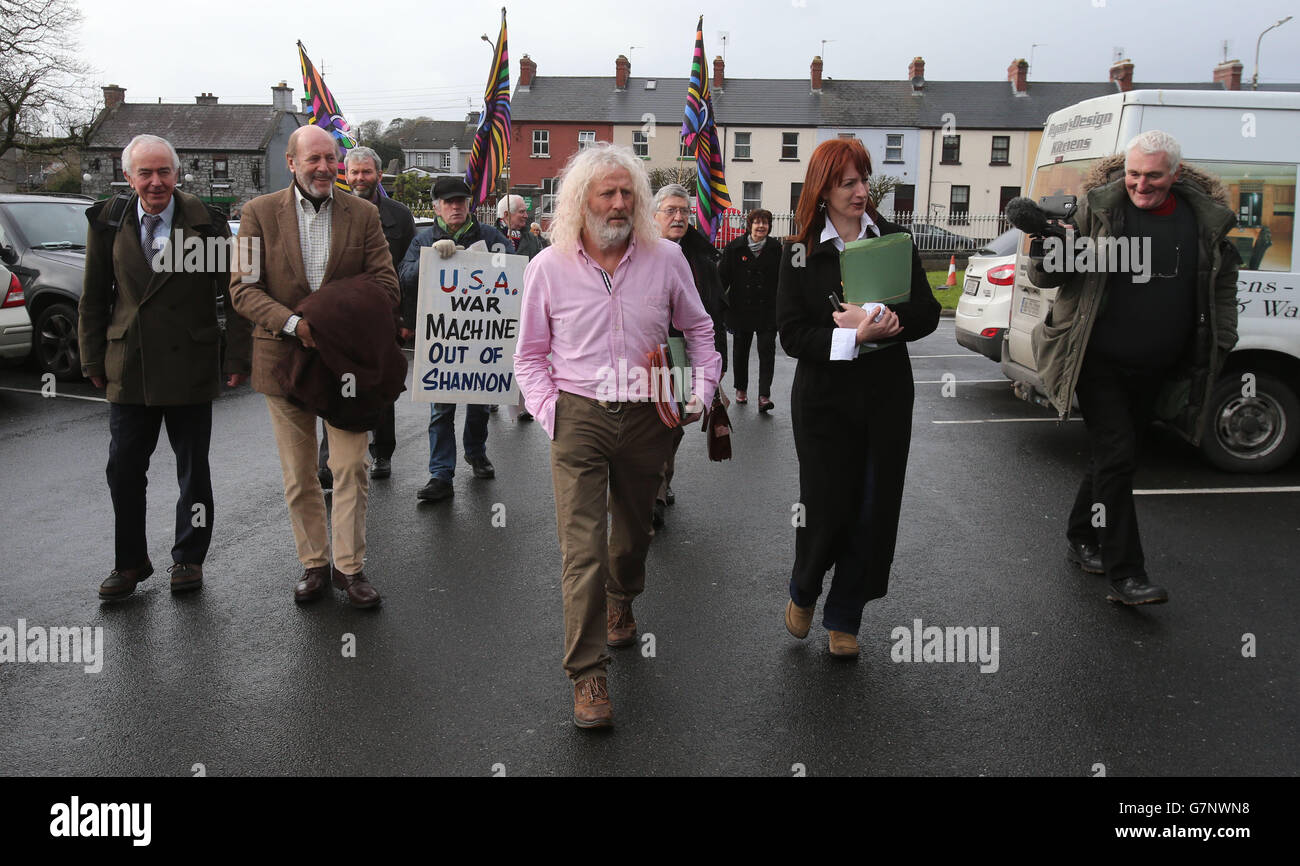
550, 392, 675, 682
265, 395, 370, 575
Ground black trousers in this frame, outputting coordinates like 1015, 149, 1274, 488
1066, 355, 1165, 581
107, 402, 213, 570
732, 328, 776, 397
318, 401, 397, 469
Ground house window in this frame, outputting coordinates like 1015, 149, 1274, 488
781, 132, 799, 160
440, 152, 451, 170
885, 134, 904, 163
991, 136, 1010, 165
790, 182, 803, 213
532, 129, 549, 157
734, 131, 751, 160
950, 185, 970, 224
837, 133, 856, 140
578, 130, 596, 150
252, 162, 261, 188
416, 153, 426, 167
633, 131, 648, 158
942, 135, 961, 164
893, 184, 915, 217
999, 186, 1021, 213
541, 177, 557, 214
112, 156, 122, 176
212, 156, 228, 179
742, 182, 762, 212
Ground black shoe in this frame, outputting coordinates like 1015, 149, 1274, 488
664, 485, 675, 506
758, 396, 775, 413
1066, 541, 1104, 574
519, 411, 533, 422
417, 476, 454, 502
370, 457, 391, 479
652, 500, 666, 529
468, 455, 495, 479
1107, 576, 1169, 606
318, 467, 333, 493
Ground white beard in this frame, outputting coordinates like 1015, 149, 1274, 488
586, 213, 632, 248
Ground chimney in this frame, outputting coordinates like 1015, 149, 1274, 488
519, 54, 536, 89
1109, 59, 1134, 92
908, 57, 925, 93
1007, 58, 1028, 95
1213, 59, 1243, 91
810, 56, 823, 93
466, 111, 481, 129
271, 81, 293, 111
195, 92, 218, 105
615, 54, 631, 90
102, 84, 126, 110
713, 55, 725, 91
301, 96, 311, 114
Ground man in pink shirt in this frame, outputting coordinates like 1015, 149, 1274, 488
515, 143, 721, 729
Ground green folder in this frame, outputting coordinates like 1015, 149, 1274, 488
839, 232, 913, 306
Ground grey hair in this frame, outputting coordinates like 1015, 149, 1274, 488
497, 194, 525, 219
548, 142, 657, 255
1125, 130, 1181, 173
344, 145, 382, 173
654, 183, 691, 209
122, 134, 180, 175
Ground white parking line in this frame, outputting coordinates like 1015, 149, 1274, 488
911, 354, 983, 358
915, 378, 1009, 385
933, 417, 1079, 424
0, 386, 108, 403
1134, 486, 1300, 496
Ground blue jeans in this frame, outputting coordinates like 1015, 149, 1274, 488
427, 403, 489, 480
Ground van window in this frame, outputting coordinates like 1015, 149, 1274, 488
1187, 161, 1295, 272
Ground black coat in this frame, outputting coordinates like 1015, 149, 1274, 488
397, 218, 514, 328
776, 217, 940, 597
670, 225, 728, 370
719, 235, 781, 333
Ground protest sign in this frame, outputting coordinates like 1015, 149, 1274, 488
412, 247, 527, 404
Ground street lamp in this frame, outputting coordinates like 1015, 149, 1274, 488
1253, 15, 1293, 90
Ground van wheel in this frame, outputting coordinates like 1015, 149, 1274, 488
1201, 371, 1299, 473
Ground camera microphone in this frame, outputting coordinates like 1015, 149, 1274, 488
1005, 197, 1051, 235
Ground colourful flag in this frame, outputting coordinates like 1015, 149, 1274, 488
680, 16, 730, 242
465, 8, 511, 207
297, 40, 369, 194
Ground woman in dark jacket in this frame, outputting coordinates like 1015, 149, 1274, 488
776, 137, 940, 658
719, 208, 781, 411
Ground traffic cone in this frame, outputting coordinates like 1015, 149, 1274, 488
945, 255, 957, 287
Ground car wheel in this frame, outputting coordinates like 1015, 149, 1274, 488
33, 302, 81, 381
1200, 370, 1299, 473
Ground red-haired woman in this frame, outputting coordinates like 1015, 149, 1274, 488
776, 137, 940, 658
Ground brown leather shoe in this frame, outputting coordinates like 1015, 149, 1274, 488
98, 563, 154, 600
573, 676, 613, 728
607, 600, 637, 647
828, 630, 860, 658
294, 566, 330, 603
785, 599, 814, 639
168, 562, 203, 593
333, 569, 381, 609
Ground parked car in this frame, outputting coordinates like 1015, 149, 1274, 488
954, 228, 1021, 362
0, 193, 92, 380
905, 223, 991, 253
0, 261, 33, 362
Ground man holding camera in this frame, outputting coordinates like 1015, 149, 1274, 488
1024, 130, 1238, 606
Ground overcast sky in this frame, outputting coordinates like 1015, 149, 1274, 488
76, 0, 1300, 125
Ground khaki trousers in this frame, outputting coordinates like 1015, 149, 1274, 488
550, 392, 675, 682
265, 395, 370, 575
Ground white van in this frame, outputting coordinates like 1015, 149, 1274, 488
1002, 89, 1300, 472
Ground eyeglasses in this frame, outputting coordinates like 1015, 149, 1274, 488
658, 207, 691, 217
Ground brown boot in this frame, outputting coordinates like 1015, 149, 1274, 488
168, 563, 203, 593
573, 676, 613, 728
785, 599, 814, 639
607, 600, 637, 647
98, 563, 154, 600
828, 630, 860, 658
294, 566, 330, 603
333, 569, 382, 609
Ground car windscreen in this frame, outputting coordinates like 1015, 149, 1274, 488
3, 202, 91, 250
976, 228, 1022, 257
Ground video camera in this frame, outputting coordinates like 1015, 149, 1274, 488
1005, 194, 1078, 257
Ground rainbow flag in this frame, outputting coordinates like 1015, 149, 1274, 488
680, 16, 730, 242
297, 40, 365, 194
465, 9, 511, 207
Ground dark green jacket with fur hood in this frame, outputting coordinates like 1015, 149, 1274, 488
1026, 153, 1239, 445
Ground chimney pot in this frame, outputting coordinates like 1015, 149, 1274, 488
196, 92, 218, 105
519, 54, 537, 88
1212, 59, 1243, 91
1007, 58, 1028, 94
1108, 59, 1134, 92
615, 54, 631, 90
908, 57, 925, 92
271, 81, 293, 111
102, 84, 126, 109
811, 55, 823, 93
713, 55, 725, 91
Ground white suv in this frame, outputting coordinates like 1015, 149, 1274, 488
954, 228, 1020, 362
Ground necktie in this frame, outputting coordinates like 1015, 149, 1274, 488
141, 213, 161, 258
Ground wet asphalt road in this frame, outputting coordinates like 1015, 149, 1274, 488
1, 319, 1296, 777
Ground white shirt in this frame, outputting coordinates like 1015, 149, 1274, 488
283, 184, 335, 334
823, 213, 886, 360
